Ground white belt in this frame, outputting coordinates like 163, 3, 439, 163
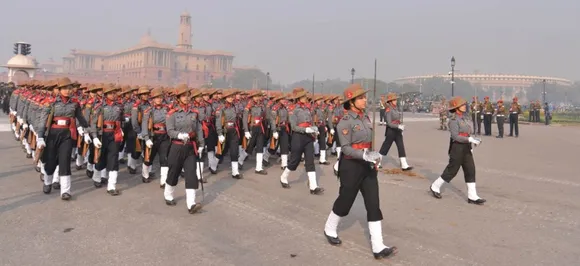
485, 112, 492, 114
511, 112, 518, 114
497, 115, 504, 117
56, 120, 68, 126
227, 122, 235, 126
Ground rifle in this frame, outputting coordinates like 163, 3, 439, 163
269, 115, 279, 150
216, 111, 225, 156
144, 115, 153, 163
77, 130, 83, 148
135, 109, 143, 153
242, 113, 251, 150
34, 107, 54, 165
94, 113, 103, 163
19, 125, 27, 141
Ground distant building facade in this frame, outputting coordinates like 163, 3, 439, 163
3, 12, 234, 86
393, 74, 573, 88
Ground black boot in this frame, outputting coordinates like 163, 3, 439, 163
43, 185, 52, 194
324, 232, 342, 246
373, 247, 397, 260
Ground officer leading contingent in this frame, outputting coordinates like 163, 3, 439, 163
323, 84, 397, 260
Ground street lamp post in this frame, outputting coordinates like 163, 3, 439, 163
450, 56, 456, 96
351, 68, 355, 84
542, 79, 546, 104
266, 72, 270, 92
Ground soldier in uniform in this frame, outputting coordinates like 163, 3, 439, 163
194, 90, 218, 177
439, 97, 448, 130
323, 84, 397, 260
269, 93, 291, 170
495, 99, 506, 138
429, 96, 486, 205
90, 84, 124, 196
36, 77, 90, 200
82, 84, 104, 178
378, 93, 413, 170
141, 88, 171, 185
216, 89, 244, 179
508, 97, 521, 137
378, 95, 386, 125
312, 95, 330, 165
470, 97, 482, 135
118, 85, 139, 164
279, 88, 324, 194
242, 90, 268, 175
534, 100, 541, 122
164, 85, 204, 214
482, 96, 493, 136
129, 87, 151, 174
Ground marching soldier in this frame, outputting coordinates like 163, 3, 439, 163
279, 88, 324, 194
378, 92, 413, 170
470, 97, 482, 135
234, 91, 249, 165
194, 90, 218, 177
118, 85, 139, 164
495, 99, 506, 138
482, 96, 493, 136
90, 84, 124, 196
439, 97, 448, 130
323, 84, 397, 260
269, 93, 291, 170
82, 84, 104, 178
242, 90, 268, 175
36, 77, 90, 200
331, 96, 346, 173
508, 97, 521, 137
312, 95, 330, 165
141, 88, 171, 185
164, 84, 204, 214
129, 87, 151, 174
430, 96, 486, 205
378, 95, 386, 125
216, 89, 244, 179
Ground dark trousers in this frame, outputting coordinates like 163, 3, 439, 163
123, 125, 140, 160
483, 114, 492, 135
43, 128, 73, 176
509, 113, 519, 136
496, 116, 505, 137
534, 110, 540, 122
225, 127, 240, 162
472, 112, 482, 134
95, 132, 120, 172
245, 125, 265, 154
278, 129, 290, 155
378, 127, 406, 157
144, 134, 170, 167
317, 125, 327, 151
166, 143, 199, 189
288, 133, 315, 172
379, 109, 386, 123
332, 158, 383, 222
205, 124, 218, 152
441, 142, 475, 183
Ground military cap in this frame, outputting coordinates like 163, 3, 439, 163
386, 92, 399, 103
57, 77, 75, 88
174, 83, 190, 97
448, 96, 467, 111
103, 83, 121, 94
290, 87, 308, 100
150, 87, 164, 98
247, 89, 263, 98
342, 84, 369, 104
136, 86, 150, 95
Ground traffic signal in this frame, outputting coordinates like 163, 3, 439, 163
13, 44, 19, 55
21, 44, 31, 56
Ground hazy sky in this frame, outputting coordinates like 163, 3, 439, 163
1, 0, 579, 84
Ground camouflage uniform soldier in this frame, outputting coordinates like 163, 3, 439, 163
439, 97, 448, 130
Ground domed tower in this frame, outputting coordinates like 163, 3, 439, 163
1, 42, 37, 82
177, 11, 192, 50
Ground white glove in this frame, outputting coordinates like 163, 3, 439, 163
244, 131, 252, 139
468, 137, 481, 146
177, 133, 189, 141
36, 138, 46, 149
273, 132, 279, 139
197, 147, 204, 156
330, 129, 335, 135
218, 135, 225, 143
305, 127, 315, 134
84, 133, 91, 143
22, 123, 28, 129
398, 125, 405, 131
93, 138, 102, 148
29, 125, 34, 132
146, 139, 153, 148
480, 115, 484, 120
77, 126, 84, 135
121, 130, 124, 137
17, 117, 23, 124
362, 150, 382, 163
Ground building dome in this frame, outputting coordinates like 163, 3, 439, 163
139, 32, 157, 45
5, 54, 36, 68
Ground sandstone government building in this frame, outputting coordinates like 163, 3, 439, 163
10, 12, 235, 87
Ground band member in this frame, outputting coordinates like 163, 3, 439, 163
470, 97, 482, 135
495, 99, 506, 138
482, 96, 493, 136
141, 88, 171, 185
508, 97, 521, 137
378, 93, 413, 170
36, 77, 89, 200
164, 84, 204, 214
279, 88, 324, 194
323, 84, 397, 260
216, 89, 243, 178
269, 93, 290, 170
90, 84, 124, 196
430, 96, 486, 205
242, 90, 268, 175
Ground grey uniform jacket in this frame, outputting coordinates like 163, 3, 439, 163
131, 101, 150, 134
337, 110, 373, 160
166, 104, 205, 147
289, 103, 313, 134
141, 104, 169, 141
90, 100, 124, 139
269, 103, 289, 131
385, 103, 402, 129
242, 100, 266, 132
215, 103, 238, 136
448, 113, 472, 143
37, 96, 89, 138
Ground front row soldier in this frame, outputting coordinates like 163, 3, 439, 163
90, 84, 124, 196
508, 97, 521, 137
164, 85, 204, 214
279, 88, 324, 194
495, 99, 507, 138
429, 96, 486, 205
141, 88, 171, 185
36, 77, 90, 200
323, 84, 397, 260
243, 90, 268, 175
269, 93, 291, 170
216, 89, 244, 179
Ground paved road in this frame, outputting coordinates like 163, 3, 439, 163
1, 114, 579, 266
